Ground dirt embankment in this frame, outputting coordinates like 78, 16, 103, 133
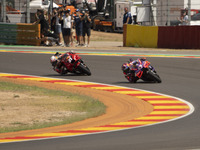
91, 30, 123, 42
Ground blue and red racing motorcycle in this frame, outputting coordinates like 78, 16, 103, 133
122, 58, 162, 83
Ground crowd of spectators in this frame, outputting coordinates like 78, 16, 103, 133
34, 6, 91, 47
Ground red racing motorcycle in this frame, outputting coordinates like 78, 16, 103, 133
51, 51, 91, 76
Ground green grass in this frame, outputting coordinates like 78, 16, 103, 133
0, 81, 106, 133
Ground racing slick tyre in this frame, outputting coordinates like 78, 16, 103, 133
148, 70, 162, 83
60, 66, 68, 75
77, 63, 91, 76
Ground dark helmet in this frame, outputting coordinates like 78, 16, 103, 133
121, 63, 130, 73
140, 57, 146, 61
54, 52, 61, 56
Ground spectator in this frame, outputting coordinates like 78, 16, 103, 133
51, 8, 63, 46
34, 9, 60, 46
59, 9, 64, 31
51, 8, 57, 32
54, 9, 63, 46
34, 9, 49, 34
38, 32, 59, 46
123, 7, 132, 24
62, 10, 73, 47
74, 9, 84, 46
43, 9, 50, 25
178, 11, 189, 25
70, 12, 75, 47
82, 9, 91, 47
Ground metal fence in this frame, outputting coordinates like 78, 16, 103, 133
0, 0, 58, 24
152, 0, 200, 26
1, 0, 200, 26
0, 0, 30, 23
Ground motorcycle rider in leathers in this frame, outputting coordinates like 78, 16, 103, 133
50, 51, 74, 74
122, 58, 146, 83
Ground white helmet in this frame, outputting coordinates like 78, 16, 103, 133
50, 56, 58, 66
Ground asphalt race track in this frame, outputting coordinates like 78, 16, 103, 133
0, 48, 200, 150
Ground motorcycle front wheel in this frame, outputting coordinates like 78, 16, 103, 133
77, 63, 91, 76
147, 69, 162, 83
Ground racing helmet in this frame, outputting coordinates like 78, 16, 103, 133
121, 63, 130, 73
54, 52, 61, 56
50, 55, 58, 66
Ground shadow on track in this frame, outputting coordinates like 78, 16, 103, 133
114, 81, 160, 85
45, 73, 89, 77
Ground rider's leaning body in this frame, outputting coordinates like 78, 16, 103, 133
122, 58, 146, 82
50, 51, 74, 74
